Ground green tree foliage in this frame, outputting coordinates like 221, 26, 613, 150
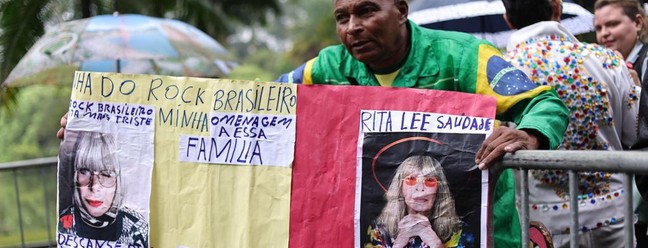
228, 49, 285, 82
0, 85, 69, 163
0, 0, 50, 87
285, 0, 338, 66
115, 0, 280, 41
228, 0, 338, 81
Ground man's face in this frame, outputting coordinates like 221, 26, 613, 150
334, 0, 407, 69
594, 4, 642, 59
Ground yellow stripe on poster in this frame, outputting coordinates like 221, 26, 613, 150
69, 71, 294, 247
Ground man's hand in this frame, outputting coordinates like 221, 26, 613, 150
56, 112, 68, 140
475, 126, 542, 170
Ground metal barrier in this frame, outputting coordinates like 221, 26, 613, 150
3, 151, 647, 248
493, 150, 648, 248
0, 157, 57, 248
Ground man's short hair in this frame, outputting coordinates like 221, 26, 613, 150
503, 0, 552, 29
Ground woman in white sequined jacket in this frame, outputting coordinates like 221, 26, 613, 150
504, 0, 640, 247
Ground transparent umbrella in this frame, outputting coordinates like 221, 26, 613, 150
408, 0, 594, 48
2, 13, 236, 87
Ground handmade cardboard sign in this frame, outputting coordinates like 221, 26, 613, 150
57, 71, 295, 247
57, 72, 494, 247
291, 85, 495, 248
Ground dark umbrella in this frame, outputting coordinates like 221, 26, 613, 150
408, 0, 594, 48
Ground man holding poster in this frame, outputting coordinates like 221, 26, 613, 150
278, 0, 569, 246
55, 0, 568, 246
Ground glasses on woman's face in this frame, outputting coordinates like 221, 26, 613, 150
403, 175, 438, 187
77, 168, 116, 187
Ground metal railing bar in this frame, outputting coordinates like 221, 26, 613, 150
0, 157, 57, 171
625, 173, 634, 248
498, 150, 648, 173
494, 150, 648, 248
40, 166, 53, 245
569, 170, 578, 248
13, 169, 26, 248
520, 169, 529, 248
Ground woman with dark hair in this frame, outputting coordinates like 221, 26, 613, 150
58, 131, 148, 247
366, 155, 461, 248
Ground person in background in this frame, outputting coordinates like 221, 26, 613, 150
595, 0, 648, 245
595, 0, 647, 84
504, 0, 640, 247
276, 0, 570, 246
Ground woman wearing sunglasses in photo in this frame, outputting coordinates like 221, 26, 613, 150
366, 155, 462, 248
58, 131, 148, 247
